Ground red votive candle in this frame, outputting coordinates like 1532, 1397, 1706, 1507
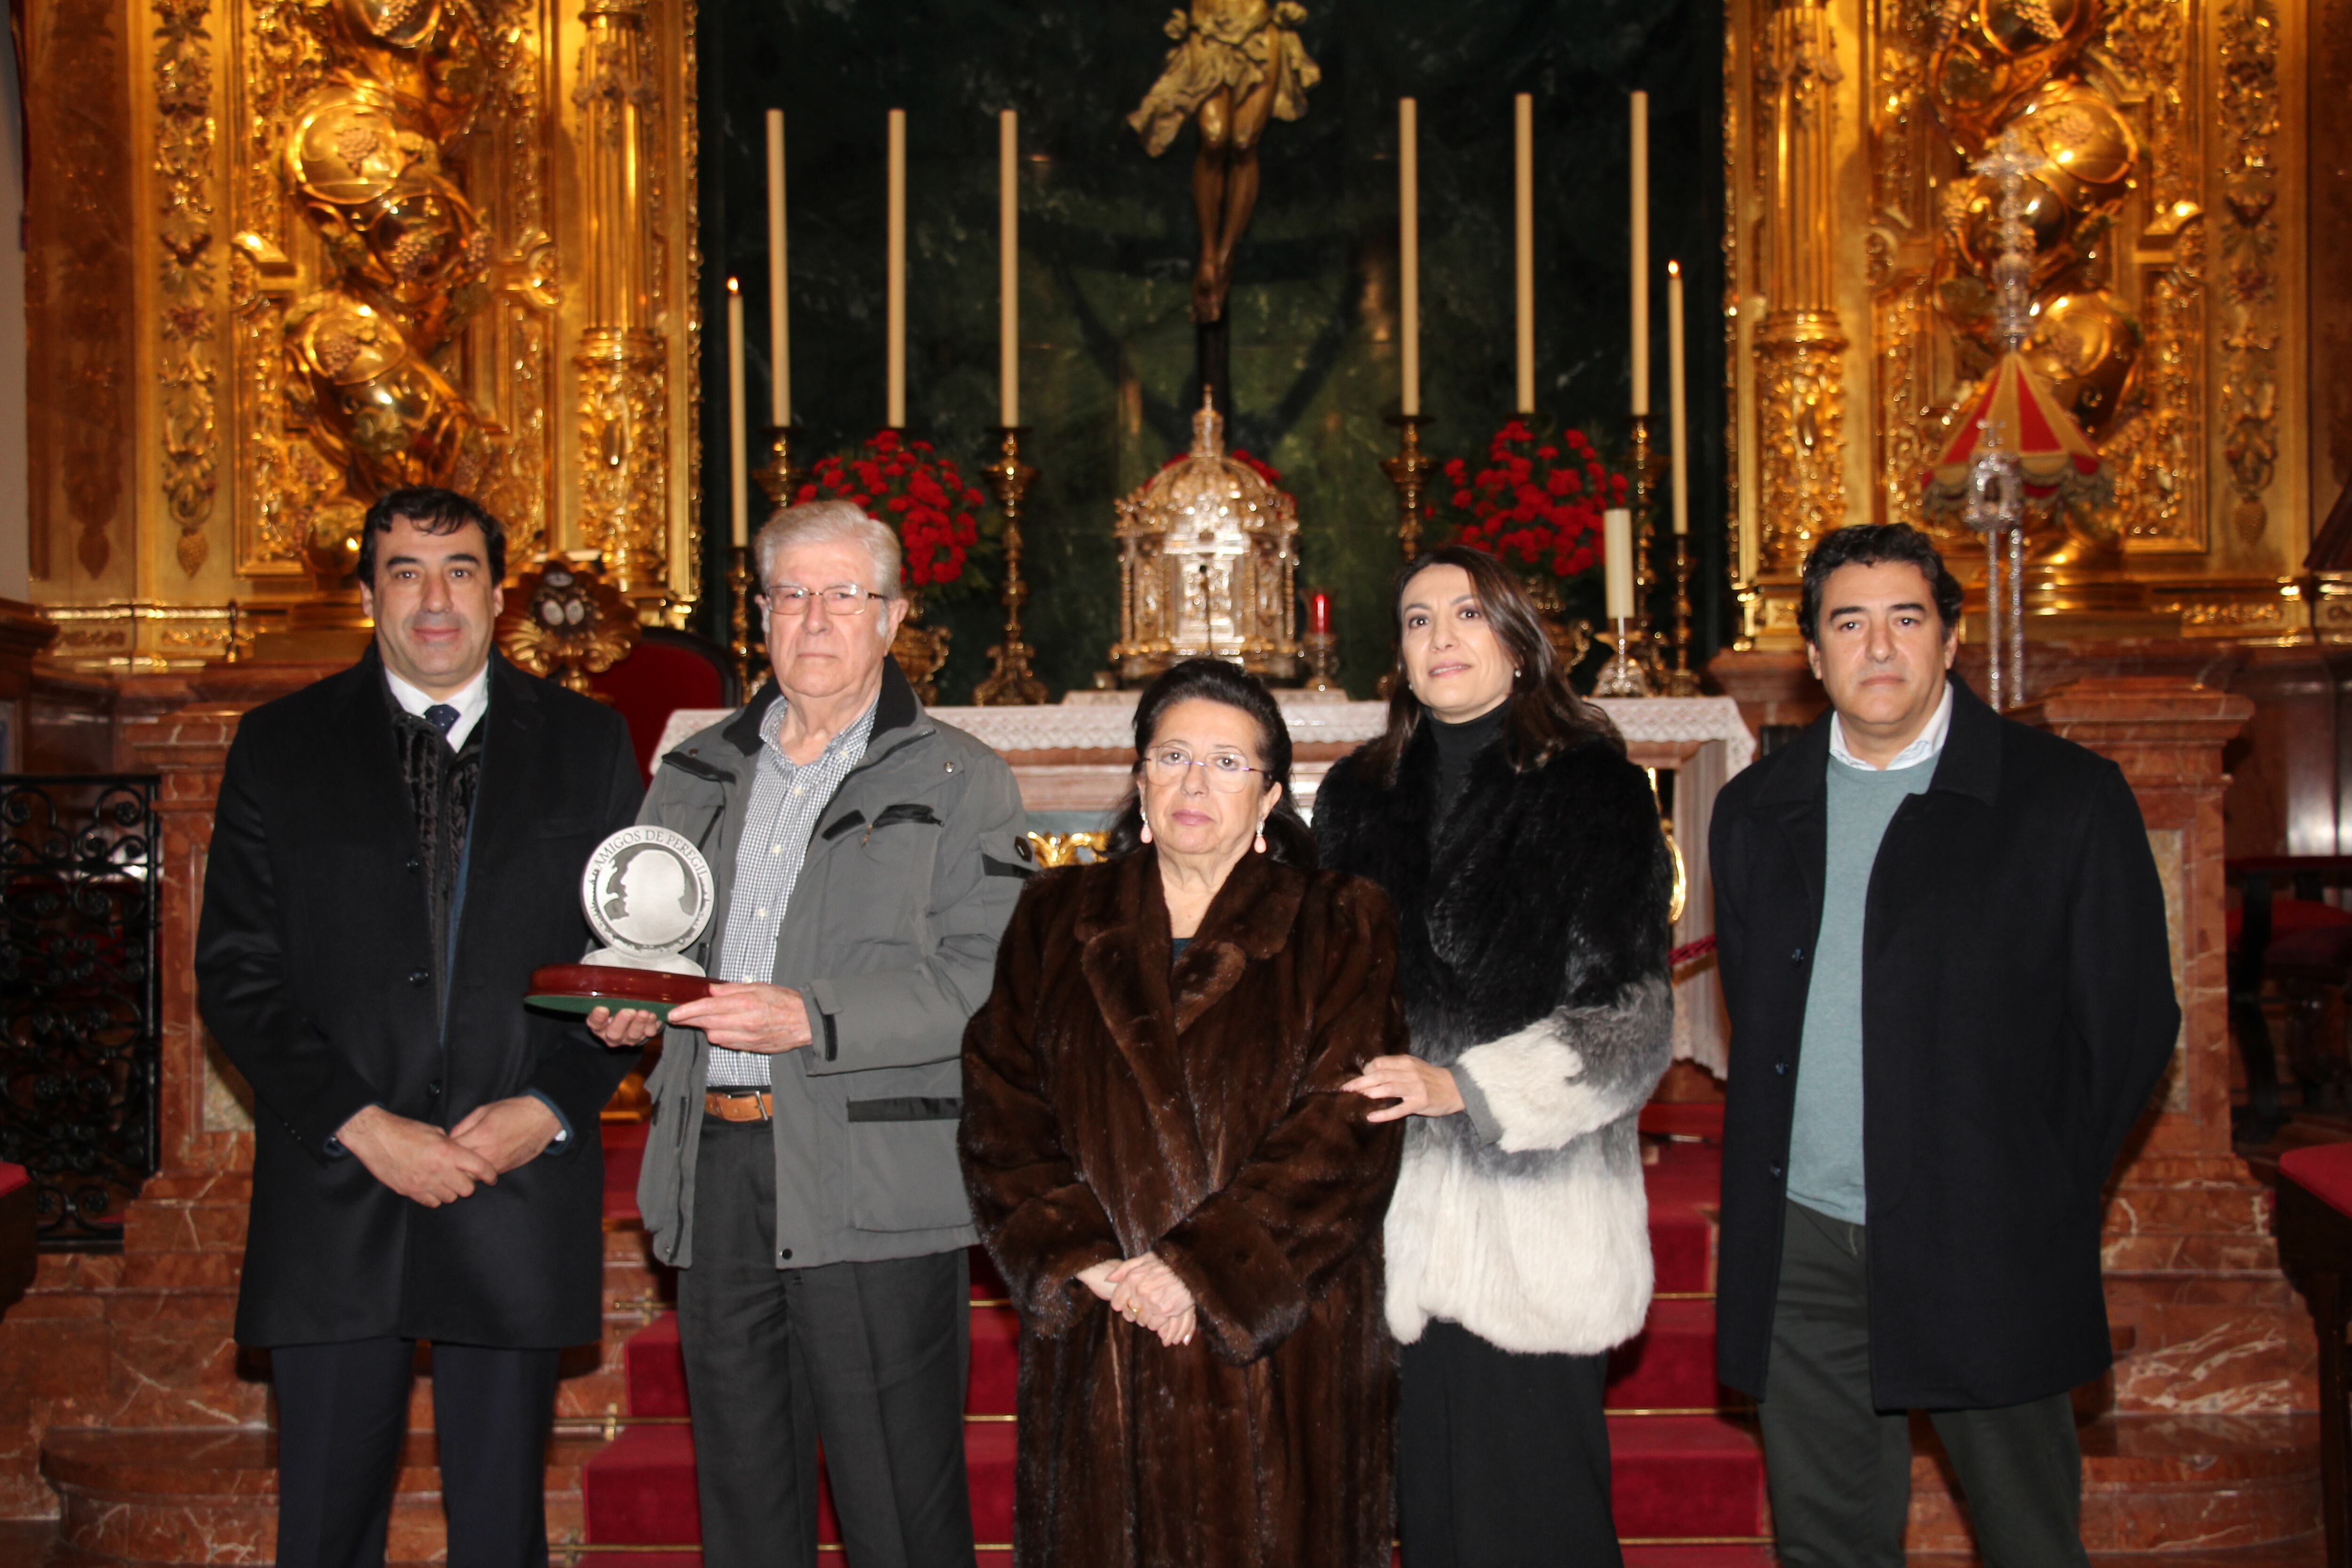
1307, 590, 1332, 636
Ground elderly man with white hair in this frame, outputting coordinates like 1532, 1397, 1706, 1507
590, 501, 1028, 1568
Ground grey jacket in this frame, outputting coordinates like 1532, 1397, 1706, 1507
634, 661, 1029, 1269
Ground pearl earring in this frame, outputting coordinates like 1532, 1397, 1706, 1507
1254, 821, 1269, 854
1139, 815, 1154, 845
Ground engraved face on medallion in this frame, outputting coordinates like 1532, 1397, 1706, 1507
582, 827, 714, 959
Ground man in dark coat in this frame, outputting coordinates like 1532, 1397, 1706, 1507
1710, 523, 2179, 1566
197, 486, 642, 1568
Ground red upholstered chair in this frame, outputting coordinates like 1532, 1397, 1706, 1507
588, 628, 742, 781
2227, 857, 2352, 1142
2280, 1143, 2352, 1566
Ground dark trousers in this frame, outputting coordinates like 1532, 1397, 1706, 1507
1397, 1316, 1623, 1568
678, 1116, 977, 1568
1759, 1201, 2091, 1568
271, 1336, 561, 1568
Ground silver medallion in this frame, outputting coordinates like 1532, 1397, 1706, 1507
579, 826, 714, 976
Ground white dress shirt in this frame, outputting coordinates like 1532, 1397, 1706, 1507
384, 661, 491, 750
1828, 679, 1954, 773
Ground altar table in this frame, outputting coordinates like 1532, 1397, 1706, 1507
657, 695, 1751, 1072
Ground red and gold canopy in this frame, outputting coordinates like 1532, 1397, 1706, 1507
1923, 350, 2110, 517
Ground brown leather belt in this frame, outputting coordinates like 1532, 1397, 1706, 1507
704, 1090, 774, 1122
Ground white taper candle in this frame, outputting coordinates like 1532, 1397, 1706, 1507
999, 110, 1019, 427
1631, 91, 1650, 416
1669, 260, 1689, 535
1604, 506, 1634, 621
766, 110, 788, 426
1399, 96, 1420, 418
727, 278, 747, 547
886, 108, 906, 429
1515, 93, 1535, 414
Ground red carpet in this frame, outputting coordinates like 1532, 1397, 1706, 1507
583, 1136, 1766, 1558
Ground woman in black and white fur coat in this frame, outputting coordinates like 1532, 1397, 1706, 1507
1315, 544, 1674, 1568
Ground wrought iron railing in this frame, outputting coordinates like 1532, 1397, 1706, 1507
0, 776, 162, 1248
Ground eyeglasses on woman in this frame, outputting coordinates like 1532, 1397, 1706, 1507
1143, 746, 1263, 792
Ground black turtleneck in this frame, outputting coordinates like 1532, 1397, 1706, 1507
1428, 700, 1509, 821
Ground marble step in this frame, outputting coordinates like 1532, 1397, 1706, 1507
612, 1292, 1730, 1427
579, 1413, 1767, 1547
569, 1550, 1776, 1568
38, 1426, 604, 1565
1911, 1412, 2321, 1551
582, 1421, 1019, 1547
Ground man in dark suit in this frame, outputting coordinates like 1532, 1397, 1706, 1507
197, 486, 642, 1568
1709, 524, 2179, 1567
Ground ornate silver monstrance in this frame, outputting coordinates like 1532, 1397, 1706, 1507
1109, 393, 1299, 685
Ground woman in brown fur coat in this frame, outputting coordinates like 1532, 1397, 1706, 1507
960, 659, 1406, 1568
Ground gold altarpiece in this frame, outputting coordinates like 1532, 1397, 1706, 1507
1724, 0, 2340, 646
22, 0, 700, 669
21, 0, 2349, 669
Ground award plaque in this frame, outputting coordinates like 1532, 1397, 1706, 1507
526, 826, 718, 1024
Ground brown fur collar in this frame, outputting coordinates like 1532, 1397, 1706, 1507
1073, 849, 1308, 1207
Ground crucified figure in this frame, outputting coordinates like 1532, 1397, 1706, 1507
1128, 0, 1319, 324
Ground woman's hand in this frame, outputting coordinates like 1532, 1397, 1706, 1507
1076, 1260, 1120, 1302
1344, 1054, 1466, 1122
585, 1005, 664, 1048
1108, 1253, 1197, 1346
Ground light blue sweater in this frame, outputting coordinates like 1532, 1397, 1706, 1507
1786, 757, 1932, 1224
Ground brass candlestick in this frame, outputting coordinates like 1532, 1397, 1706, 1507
1592, 616, 1653, 697
1381, 413, 1435, 560
1302, 631, 1341, 693
1625, 413, 1665, 690
752, 424, 807, 512
972, 425, 1048, 706
1667, 533, 1701, 695
726, 544, 760, 693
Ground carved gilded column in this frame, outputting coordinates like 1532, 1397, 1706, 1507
1752, 0, 1848, 591
573, 0, 669, 613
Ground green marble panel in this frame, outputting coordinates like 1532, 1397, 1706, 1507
698, 0, 1725, 702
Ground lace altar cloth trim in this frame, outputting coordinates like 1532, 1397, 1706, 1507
656, 694, 1752, 770
1594, 696, 1755, 772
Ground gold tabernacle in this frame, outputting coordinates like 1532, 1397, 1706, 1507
1109, 393, 1300, 685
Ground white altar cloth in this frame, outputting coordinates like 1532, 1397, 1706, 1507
658, 694, 1748, 770
653, 694, 1749, 1074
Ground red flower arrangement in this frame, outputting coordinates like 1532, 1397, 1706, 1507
796, 430, 989, 595
1439, 419, 1628, 582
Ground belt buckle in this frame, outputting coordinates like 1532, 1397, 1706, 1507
709, 1088, 771, 1123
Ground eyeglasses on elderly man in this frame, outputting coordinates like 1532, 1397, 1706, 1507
759, 584, 890, 618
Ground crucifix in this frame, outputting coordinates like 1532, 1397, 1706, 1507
1128, 0, 1320, 413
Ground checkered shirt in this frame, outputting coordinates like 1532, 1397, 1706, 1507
704, 694, 877, 1087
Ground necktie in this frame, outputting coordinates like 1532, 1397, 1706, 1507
425, 704, 460, 737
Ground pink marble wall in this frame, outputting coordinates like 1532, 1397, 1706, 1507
0, 671, 647, 1553
2018, 678, 2322, 1419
